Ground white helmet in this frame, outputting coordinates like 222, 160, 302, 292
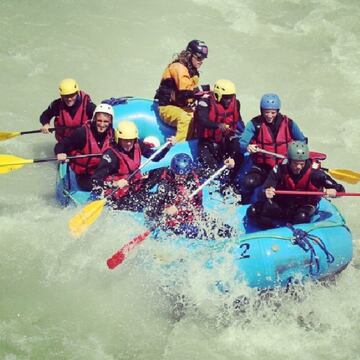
93, 103, 114, 120
143, 136, 160, 148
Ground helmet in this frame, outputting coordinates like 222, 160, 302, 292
170, 153, 193, 175
143, 136, 160, 148
287, 141, 309, 161
58, 78, 79, 96
260, 93, 281, 110
213, 79, 236, 102
115, 120, 138, 142
94, 103, 114, 120
186, 40, 208, 59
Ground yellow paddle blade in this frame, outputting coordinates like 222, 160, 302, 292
68, 199, 106, 237
328, 168, 360, 184
0, 131, 21, 141
0, 154, 33, 174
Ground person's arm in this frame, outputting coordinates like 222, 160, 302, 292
170, 63, 197, 91
169, 63, 197, 106
144, 178, 174, 221
263, 167, 281, 189
239, 121, 256, 153
54, 127, 87, 155
91, 150, 118, 191
311, 169, 345, 192
39, 99, 62, 133
262, 165, 283, 199
142, 168, 167, 191
289, 119, 306, 142
195, 99, 219, 129
39, 99, 60, 126
139, 140, 173, 162
236, 99, 245, 134
86, 99, 97, 119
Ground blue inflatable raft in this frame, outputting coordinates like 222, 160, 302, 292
56, 97, 353, 290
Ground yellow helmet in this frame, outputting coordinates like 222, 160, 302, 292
213, 79, 236, 102
58, 78, 79, 96
115, 120, 139, 142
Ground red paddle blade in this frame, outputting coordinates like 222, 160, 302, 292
309, 151, 327, 161
106, 228, 153, 270
107, 252, 125, 269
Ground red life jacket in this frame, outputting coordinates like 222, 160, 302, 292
69, 123, 113, 175
104, 142, 142, 199
54, 91, 91, 142
163, 171, 203, 228
251, 114, 293, 167
278, 160, 322, 206
202, 93, 239, 142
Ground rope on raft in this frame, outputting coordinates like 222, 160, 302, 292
211, 221, 341, 276
286, 224, 335, 275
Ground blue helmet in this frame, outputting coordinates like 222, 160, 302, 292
260, 93, 281, 110
170, 153, 193, 175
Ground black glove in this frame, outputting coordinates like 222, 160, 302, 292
200, 84, 210, 92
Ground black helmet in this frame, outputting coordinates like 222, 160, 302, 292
186, 40, 208, 59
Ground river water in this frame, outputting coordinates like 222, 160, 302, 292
1, 1, 360, 359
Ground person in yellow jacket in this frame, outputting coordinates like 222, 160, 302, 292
155, 40, 208, 141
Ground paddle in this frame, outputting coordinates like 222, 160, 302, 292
0, 153, 101, 174
275, 190, 360, 197
256, 148, 359, 184
106, 164, 228, 269
68, 141, 171, 238
256, 148, 327, 161
322, 168, 360, 185
0, 128, 55, 141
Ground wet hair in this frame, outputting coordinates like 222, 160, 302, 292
170, 50, 193, 69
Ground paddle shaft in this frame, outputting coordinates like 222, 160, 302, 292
130, 141, 170, 180
31, 153, 101, 164
107, 228, 154, 269
275, 190, 360, 196
106, 164, 229, 269
109, 141, 170, 192
189, 164, 228, 199
21, 128, 55, 135
257, 148, 285, 159
256, 148, 326, 161
255, 150, 355, 185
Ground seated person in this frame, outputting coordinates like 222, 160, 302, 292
195, 79, 245, 194
91, 120, 175, 211
144, 153, 235, 239
246, 141, 345, 229
154, 40, 209, 141
40, 78, 96, 142
55, 103, 114, 191
239, 93, 306, 203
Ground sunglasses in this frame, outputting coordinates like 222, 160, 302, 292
193, 54, 206, 61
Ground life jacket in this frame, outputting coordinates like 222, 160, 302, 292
104, 142, 142, 199
201, 93, 239, 142
155, 62, 199, 107
251, 114, 293, 167
161, 170, 203, 228
69, 123, 113, 176
54, 91, 91, 142
278, 160, 322, 206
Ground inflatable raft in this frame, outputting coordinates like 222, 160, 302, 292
56, 97, 353, 290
